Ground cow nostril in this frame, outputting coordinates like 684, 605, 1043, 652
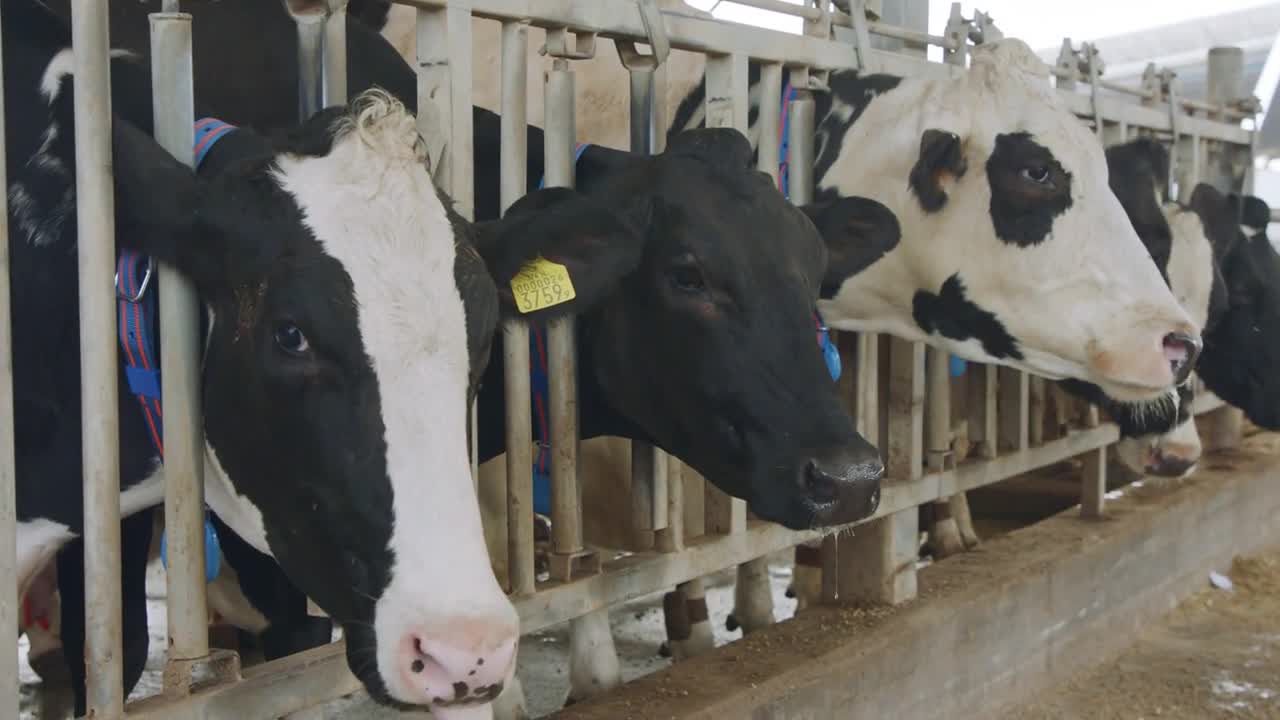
803, 460, 841, 504
1162, 332, 1201, 384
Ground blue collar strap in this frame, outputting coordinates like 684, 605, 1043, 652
535, 142, 591, 191
122, 118, 236, 583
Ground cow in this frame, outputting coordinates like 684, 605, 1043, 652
1197, 192, 1280, 429
26, 0, 892, 715
1088, 138, 1230, 479
4, 0, 717, 714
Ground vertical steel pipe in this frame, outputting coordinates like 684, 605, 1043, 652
71, 0, 125, 713
149, 8, 211, 675
499, 20, 535, 596
322, 0, 348, 107
756, 63, 783, 183
543, 59, 586, 561
0, 1, 18, 713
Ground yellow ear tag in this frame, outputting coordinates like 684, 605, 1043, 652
510, 256, 577, 314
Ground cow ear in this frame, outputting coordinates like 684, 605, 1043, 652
111, 117, 224, 291
801, 196, 902, 297
909, 129, 968, 212
1190, 183, 1241, 262
475, 187, 648, 320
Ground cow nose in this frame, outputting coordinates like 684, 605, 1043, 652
399, 620, 517, 707
800, 448, 884, 525
1162, 332, 1201, 385
1145, 444, 1199, 479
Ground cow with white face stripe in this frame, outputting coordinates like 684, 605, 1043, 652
2, 0, 674, 713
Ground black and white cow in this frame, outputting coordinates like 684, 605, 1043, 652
1088, 138, 1231, 477
3, 0, 698, 714
1198, 192, 1280, 429
26, 0, 893, 714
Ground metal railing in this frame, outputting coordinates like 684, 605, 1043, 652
1, 0, 1259, 718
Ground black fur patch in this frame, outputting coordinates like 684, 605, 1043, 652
986, 133, 1073, 247
909, 130, 967, 213
912, 274, 1022, 360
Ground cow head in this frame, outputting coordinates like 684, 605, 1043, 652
110, 89, 516, 712
477, 128, 889, 530
1198, 193, 1280, 428
815, 39, 1200, 404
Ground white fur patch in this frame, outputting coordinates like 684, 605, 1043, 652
1163, 204, 1217, 330
39, 47, 138, 104
271, 92, 515, 703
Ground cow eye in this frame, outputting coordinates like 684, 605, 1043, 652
668, 258, 707, 293
274, 322, 311, 355
1019, 165, 1052, 185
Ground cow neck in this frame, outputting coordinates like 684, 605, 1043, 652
775, 82, 968, 379
115, 116, 237, 583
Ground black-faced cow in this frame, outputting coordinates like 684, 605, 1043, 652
1198, 192, 1280, 429
3, 0, 674, 713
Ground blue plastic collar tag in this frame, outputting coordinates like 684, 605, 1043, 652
160, 515, 221, 584
815, 310, 841, 381
949, 354, 968, 377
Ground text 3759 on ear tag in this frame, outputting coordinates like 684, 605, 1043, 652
510, 257, 576, 314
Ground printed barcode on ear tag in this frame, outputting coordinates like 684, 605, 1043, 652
511, 257, 576, 314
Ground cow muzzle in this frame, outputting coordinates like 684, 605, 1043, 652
798, 443, 885, 527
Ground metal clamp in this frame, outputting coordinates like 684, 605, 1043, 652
114, 258, 154, 303
616, 0, 670, 71
543, 26, 597, 60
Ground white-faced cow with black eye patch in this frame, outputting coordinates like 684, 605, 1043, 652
5, 1, 566, 712
790, 41, 1201, 404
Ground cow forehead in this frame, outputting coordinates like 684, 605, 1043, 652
271, 124, 469, 377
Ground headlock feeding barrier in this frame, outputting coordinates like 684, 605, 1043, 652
0, 0, 1262, 718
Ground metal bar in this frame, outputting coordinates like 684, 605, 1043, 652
499, 20, 535, 597
541, 58, 588, 567
322, 0, 348, 106
787, 84, 815, 204
71, 0, 125, 713
149, 9, 211, 682
0, 1, 17, 713
415, 3, 475, 219
756, 62, 783, 183
699, 49, 750, 537
293, 10, 326, 119
886, 338, 924, 481
997, 368, 1029, 453
924, 347, 950, 469
1079, 447, 1106, 519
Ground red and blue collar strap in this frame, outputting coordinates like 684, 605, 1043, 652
118, 118, 235, 583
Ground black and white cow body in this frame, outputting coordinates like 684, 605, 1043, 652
1, 0, 676, 713
1082, 138, 1233, 477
